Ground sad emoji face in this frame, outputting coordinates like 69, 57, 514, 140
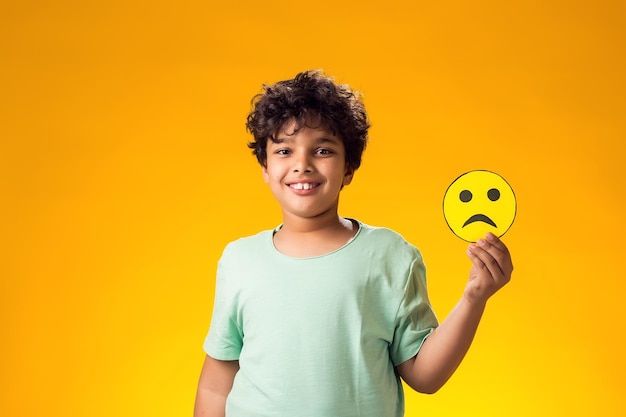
443, 170, 516, 242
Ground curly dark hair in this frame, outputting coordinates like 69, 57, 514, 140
246, 70, 370, 170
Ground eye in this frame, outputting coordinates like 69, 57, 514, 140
488, 188, 500, 201
459, 190, 472, 203
276, 149, 290, 155
315, 148, 333, 155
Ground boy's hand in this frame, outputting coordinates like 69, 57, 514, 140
465, 233, 513, 306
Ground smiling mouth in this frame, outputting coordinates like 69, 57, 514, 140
463, 214, 497, 228
288, 182, 320, 190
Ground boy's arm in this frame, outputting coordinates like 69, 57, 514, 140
194, 355, 239, 417
396, 233, 513, 394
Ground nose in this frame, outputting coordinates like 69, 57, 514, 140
292, 150, 313, 173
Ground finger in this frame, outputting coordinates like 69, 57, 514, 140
479, 235, 514, 275
484, 233, 511, 259
467, 244, 497, 277
468, 243, 506, 282
466, 245, 486, 269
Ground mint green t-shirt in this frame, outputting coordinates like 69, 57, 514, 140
204, 221, 438, 417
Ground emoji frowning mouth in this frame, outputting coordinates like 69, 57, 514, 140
463, 214, 497, 228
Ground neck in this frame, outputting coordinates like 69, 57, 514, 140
273, 213, 357, 258
279, 208, 348, 235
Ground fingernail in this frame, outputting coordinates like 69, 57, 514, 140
478, 239, 487, 247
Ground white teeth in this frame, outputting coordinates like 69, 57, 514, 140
291, 183, 315, 190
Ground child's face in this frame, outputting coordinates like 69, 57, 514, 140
262, 119, 354, 222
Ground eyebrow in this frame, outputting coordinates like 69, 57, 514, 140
270, 136, 341, 145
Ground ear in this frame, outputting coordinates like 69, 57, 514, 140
343, 166, 355, 187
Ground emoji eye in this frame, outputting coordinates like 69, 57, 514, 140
488, 188, 500, 201
459, 190, 472, 203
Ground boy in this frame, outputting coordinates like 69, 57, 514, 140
194, 70, 513, 417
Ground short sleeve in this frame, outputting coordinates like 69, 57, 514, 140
389, 255, 439, 366
203, 246, 244, 360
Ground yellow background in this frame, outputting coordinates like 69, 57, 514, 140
1, 1, 624, 416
